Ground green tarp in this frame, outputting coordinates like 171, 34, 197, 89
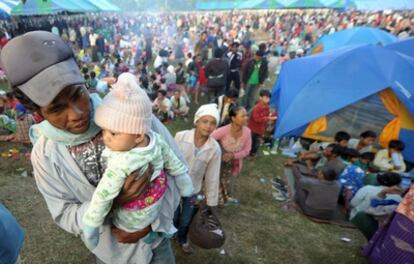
12, 0, 64, 15
11, 0, 119, 16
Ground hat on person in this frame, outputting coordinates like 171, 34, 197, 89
0, 31, 84, 107
193, 104, 220, 125
95, 72, 152, 135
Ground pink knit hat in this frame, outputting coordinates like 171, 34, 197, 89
95, 73, 152, 134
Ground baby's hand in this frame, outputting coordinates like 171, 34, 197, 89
83, 225, 100, 251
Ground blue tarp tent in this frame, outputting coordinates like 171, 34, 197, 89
271, 44, 414, 162
386, 37, 414, 58
310, 27, 398, 54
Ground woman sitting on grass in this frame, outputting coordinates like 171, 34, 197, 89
170, 90, 189, 120
152, 89, 172, 123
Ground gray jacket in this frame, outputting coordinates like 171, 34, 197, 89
31, 116, 185, 264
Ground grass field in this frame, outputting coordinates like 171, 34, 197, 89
0, 116, 368, 264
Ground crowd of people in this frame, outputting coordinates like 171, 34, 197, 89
0, 7, 413, 264
276, 130, 413, 262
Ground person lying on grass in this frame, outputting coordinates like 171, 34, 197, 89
284, 131, 350, 168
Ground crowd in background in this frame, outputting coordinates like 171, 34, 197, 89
0, 8, 413, 263
0, 9, 412, 146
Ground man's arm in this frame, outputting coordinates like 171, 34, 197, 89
31, 146, 90, 236
149, 115, 187, 234
204, 147, 222, 206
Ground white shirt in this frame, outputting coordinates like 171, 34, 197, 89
175, 129, 222, 206
350, 185, 402, 220
153, 97, 171, 112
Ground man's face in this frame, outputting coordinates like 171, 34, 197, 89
39, 84, 91, 134
361, 137, 375, 146
226, 96, 237, 104
196, 116, 217, 137
323, 147, 333, 158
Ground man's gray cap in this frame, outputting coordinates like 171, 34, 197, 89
0, 31, 84, 107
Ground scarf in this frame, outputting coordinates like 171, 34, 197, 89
29, 94, 102, 147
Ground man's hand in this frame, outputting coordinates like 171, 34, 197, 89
112, 164, 154, 209
111, 225, 151, 243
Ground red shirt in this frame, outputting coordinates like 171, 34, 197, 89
248, 102, 270, 135
0, 37, 8, 49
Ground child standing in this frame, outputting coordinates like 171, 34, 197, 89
82, 73, 193, 250
247, 89, 276, 157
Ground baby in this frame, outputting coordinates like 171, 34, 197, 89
82, 73, 193, 250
